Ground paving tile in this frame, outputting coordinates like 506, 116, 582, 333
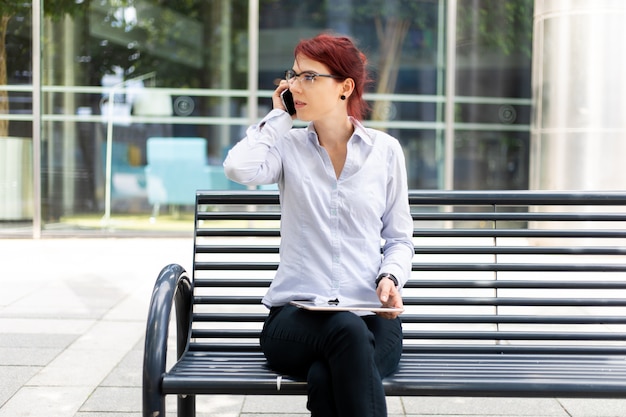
80, 387, 140, 413
100, 349, 143, 387
241, 414, 309, 417
26, 321, 144, 388
102, 289, 152, 322
386, 396, 404, 415
0, 281, 45, 307
0, 318, 94, 335
195, 395, 246, 417
82, 387, 185, 415
0, 347, 62, 366
405, 415, 500, 417
242, 394, 414, 415
0, 333, 76, 348
0, 386, 92, 417
557, 398, 626, 417
0, 279, 123, 319
27, 347, 132, 387
242, 395, 308, 414
69, 320, 144, 352
0, 366, 40, 407
401, 397, 567, 416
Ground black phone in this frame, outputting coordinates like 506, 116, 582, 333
280, 89, 296, 116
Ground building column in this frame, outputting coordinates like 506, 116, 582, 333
531, 0, 626, 190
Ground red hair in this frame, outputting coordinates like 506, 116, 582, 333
294, 33, 371, 120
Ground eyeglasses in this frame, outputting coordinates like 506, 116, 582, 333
284, 69, 342, 87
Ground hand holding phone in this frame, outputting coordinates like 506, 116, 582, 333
280, 89, 296, 116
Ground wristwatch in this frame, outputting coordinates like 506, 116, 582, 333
375, 273, 398, 288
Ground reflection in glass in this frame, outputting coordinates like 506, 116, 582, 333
0, 0, 534, 236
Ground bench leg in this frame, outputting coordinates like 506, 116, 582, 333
178, 394, 195, 417
142, 390, 164, 417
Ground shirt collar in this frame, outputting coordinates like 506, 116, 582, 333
349, 117, 374, 146
306, 117, 374, 146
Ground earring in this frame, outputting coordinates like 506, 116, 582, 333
340, 95, 346, 100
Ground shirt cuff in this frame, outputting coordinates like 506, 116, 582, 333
258, 109, 293, 132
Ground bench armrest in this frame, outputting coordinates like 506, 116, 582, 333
142, 263, 192, 416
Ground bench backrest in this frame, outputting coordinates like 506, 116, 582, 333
191, 191, 626, 355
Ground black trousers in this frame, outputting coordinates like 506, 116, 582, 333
260, 304, 403, 417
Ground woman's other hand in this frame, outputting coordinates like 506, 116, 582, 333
376, 278, 404, 319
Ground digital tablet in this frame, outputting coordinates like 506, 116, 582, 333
290, 300, 404, 313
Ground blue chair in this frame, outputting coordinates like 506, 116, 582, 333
145, 137, 243, 218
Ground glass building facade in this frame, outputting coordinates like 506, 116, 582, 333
1, 0, 534, 237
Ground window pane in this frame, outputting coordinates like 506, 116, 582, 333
454, 0, 533, 189
0, 5, 34, 234
38, 0, 249, 233
258, 0, 443, 190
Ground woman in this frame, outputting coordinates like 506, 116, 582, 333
224, 33, 414, 417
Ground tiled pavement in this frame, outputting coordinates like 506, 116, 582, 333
1, 237, 626, 417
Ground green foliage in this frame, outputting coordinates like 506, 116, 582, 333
0, 0, 87, 19
84, 1, 249, 88
456, 0, 533, 57
352, 0, 437, 29
0, 1, 26, 18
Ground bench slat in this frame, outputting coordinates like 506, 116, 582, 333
411, 263, 626, 271
195, 262, 278, 271
414, 229, 626, 238
196, 229, 280, 237
401, 314, 626, 324
191, 279, 626, 289
197, 212, 281, 221
401, 296, 626, 306
162, 351, 626, 397
193, 278, 272, 288
414, 246, 626, 255
412, 212, 626, 221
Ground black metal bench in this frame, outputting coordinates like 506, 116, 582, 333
143, 190, 626, 417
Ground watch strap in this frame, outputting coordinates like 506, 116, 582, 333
375, 273, 398, 288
